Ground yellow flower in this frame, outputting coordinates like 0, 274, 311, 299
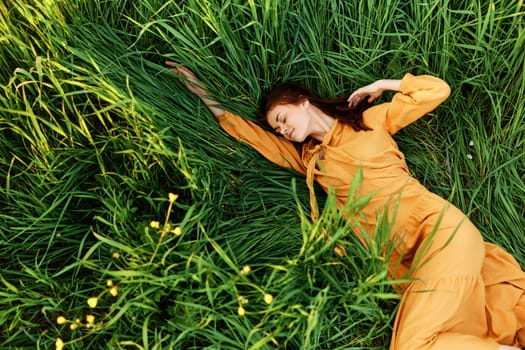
237, 306, 246, 317
168, 193, 179, 203
173, 227, 182, 236
86, 314, 95, 324
112, 251, 121, 259
106, 279, 113, 287
240, 265, 251, 275
55, 337, 64, 350
109, 286, 118, 297
263, 293, 274, 305
150, 221, 160, 229
87, 297, 98, 308
70, 323, 78, 330
56, 315, 66, 325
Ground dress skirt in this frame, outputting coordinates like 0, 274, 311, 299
389, 193, 525, 349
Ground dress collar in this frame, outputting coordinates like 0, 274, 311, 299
302, 119, 341, 221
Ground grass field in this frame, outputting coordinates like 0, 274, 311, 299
0, 0, 524, 349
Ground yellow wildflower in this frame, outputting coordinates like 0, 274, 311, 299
86, 314, 95, 324
240, 265, 251, 275
55, 337, 64, 350
237, 306, 246, 317
87, 297, 98, 308
168, 193, 179, 203
70, 323, 78, 330
263, 293, 274, 305
150, 221, 160, 229
109, 286, 118, 297
106, 279, 113, 287
112, 251, 121, 259
173, 227, 182, 236
56, 315, 66, 325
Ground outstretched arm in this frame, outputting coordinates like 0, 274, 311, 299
166, 61, 225, 117
165, 61, 306, 174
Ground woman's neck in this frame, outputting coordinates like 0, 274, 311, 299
308, 105, 335, 142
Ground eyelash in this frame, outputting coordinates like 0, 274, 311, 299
274, 115, 286, 132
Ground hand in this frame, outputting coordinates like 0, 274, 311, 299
347, 81, 384, 108
165, 60, 225, 117
165, 60, 207, 97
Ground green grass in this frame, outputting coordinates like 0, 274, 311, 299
0, 0, 523, 348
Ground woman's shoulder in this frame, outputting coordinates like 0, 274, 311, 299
362, 103, 389, 129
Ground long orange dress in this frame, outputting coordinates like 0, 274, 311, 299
216, 73, 525, 349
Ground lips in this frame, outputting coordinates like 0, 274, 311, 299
287, 129, 294, 139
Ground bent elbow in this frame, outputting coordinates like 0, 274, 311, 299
432, 77, 451, 104
440, 81, 451, 101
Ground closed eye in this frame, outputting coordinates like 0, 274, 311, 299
273, 113, 282, 132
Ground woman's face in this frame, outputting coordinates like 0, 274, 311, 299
266, 101, 310, 142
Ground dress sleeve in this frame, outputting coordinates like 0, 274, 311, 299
216, 111, 306, 174
385, 73, 451, 135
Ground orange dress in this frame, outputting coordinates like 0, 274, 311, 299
216, 73, 525, 349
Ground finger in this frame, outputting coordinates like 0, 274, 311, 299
173, 65, 192, 76
167, 64, 193, 79
165, 61, 191, 77
165, 61, 182, 74
367, 93, 380, 103
348, 94, 363, 107
347, 91, 360, 102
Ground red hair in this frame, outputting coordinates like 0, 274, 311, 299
259, 83, 372, 132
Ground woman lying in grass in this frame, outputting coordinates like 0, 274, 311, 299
166, 61, 525, 350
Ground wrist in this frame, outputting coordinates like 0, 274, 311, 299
377, 79, 402, 92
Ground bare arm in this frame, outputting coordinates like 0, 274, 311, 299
347, 79, 402, 108
165, 61, 306, 173
165, 61, 225, 117
347, 74, 450, 134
